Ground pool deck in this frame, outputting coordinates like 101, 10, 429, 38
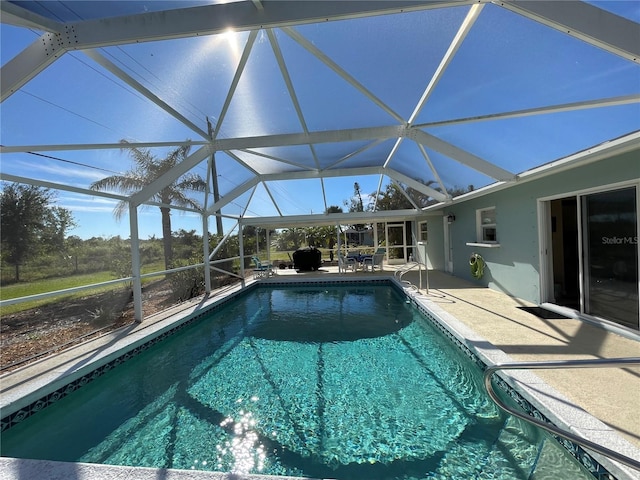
1, 265, 639, 480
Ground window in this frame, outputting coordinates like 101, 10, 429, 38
477, 207, 497, 243
418, 221, 428, 243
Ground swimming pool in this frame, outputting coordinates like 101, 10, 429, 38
1, 283, 595, 479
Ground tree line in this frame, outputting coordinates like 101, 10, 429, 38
2, 141, 472, 284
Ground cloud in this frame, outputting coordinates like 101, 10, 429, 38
58, 193, 119, 213
11, 159, 105, 184
62, 204, 116, 213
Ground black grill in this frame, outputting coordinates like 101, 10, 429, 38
292, 247, 322, 271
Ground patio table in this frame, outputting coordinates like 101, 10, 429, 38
347, 253, 373, 268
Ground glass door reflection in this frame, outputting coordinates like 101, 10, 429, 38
582, 187, 638, 329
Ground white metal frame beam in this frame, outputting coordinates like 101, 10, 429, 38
282, 26, 404, 124
416, 143, 447, 197
0, 1, 465, 101
415, 94, 640, 128
499, 0, 640, 62
389, 178, 420, 210
225, 151, 261, 176
212, 30, 258, 139
0, 172, 202, 214
237, 148, 313, 171
409, 3, 483, 126
0, 141, 208, 154
0, 1, 63, 32
205, 165, 448, 216
213, 125, 405, 151
267, 28, 321, 170
206, 176, 261, 216
1, 34, 66, 101
130, 145, 212, 205
411, 130, 515, 181
83, 49, 210, 139
0, 173, 128, 201
423, 131, 640, 209
0, 126, 404, 153
385, 168, 448, 202
262, 182, 284, 217
381, 3, 482, 173
240, 209, 426, 228
323, 138, 388, 171
54, 1, 469, 49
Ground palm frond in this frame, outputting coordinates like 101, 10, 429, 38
92, 139, 206, 217
176, 173, 207, 192
169, 190, 204, 211
120, 139, 157, 172
113, 200, 129, 220
90, 174, 146, 194
166, 143, 192, 168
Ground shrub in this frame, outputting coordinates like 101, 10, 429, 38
167, 260, 205, 302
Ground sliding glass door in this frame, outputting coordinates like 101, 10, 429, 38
582, 187, 638, 329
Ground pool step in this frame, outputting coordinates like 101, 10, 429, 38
430, 416, 540, 479
529, 436, 593, 480
477, 415, 540, 479
431, 414, 595, 480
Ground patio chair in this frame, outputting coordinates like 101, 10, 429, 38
338, 253, 357, 273
251, 256, 275, 279
363, 250, 385, 272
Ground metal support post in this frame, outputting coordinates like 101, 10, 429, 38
129, 203, 143, 322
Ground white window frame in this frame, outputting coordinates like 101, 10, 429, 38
477, 207, 498, 244
418, 221, 428, 243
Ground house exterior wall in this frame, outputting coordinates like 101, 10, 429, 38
414, 214, 445, 270
422, 149, 639, 304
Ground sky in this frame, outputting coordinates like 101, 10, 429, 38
1, 1, 639, 240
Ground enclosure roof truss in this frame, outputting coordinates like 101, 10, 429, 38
1, 0, 639, 223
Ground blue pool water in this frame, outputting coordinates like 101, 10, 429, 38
1, 284, 593, 479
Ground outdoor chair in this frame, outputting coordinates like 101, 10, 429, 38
338, 254, 357, 273
363, 250, 385, 272
251, 256, 275, 279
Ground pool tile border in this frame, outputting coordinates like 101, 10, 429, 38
0, 279, 617, 480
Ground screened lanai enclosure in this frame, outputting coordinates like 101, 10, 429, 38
1, 1, 639, 365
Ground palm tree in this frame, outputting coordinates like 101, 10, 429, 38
90, 141, 206, 270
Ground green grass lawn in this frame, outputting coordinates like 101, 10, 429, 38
1, 271, 117, 300
0, 261, 167, 315
0, 272, 123, 315
0, 250, 350, 316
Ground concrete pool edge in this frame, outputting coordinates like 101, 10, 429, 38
1, 276, 638, 480
400, 283, 640, 480
0, 457, 320, 480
